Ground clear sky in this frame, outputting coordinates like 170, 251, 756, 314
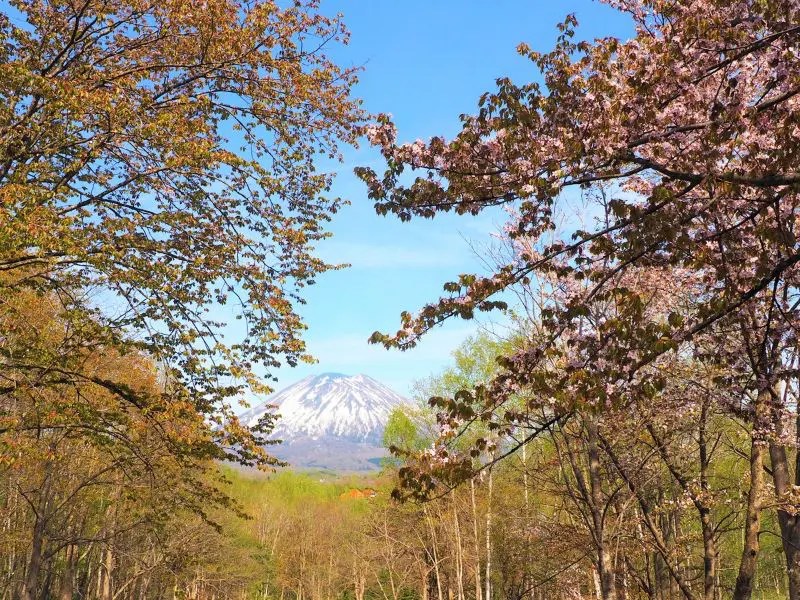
259, 1, 633, 398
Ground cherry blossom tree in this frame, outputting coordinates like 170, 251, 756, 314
358, 3, 799, 597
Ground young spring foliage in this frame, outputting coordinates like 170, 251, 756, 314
0, 0, 364, 465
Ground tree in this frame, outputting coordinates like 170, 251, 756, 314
358, 4, 799, 597
360, 1, 798, 359
0, 286, 249, 600
357, 0, 799, 445
0, 0, 363, 466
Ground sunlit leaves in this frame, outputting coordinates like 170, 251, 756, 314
0, 0, 364, 467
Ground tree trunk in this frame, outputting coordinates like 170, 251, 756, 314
59, 544, 77, 600
452, 498, 465, 600
732, 389, 770, 600
521, 442, 532, 600
593, 568, 602, 600
698, 397, 718, 600
521, 442, 529, 512
99, 543, 115, 599
424, 506, 444, 600
769, 429, 800, 598
20, 516, 45, 600
484, 464, 493, 600
698, 509, 718, 600
355, 576, 365, 600
470, 479, 482, 600
586, 420, 616, 600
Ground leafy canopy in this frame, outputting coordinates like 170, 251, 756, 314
358, 0, 799, 415
0, 0, 364, 465
357, 0, 800, 485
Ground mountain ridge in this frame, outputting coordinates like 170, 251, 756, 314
239, 372, 410, 471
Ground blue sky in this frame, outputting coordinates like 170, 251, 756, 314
260, 1, 633, 398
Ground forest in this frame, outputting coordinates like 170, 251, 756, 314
1, 0, 799, 599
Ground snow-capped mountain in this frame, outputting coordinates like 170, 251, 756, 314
238, 373, 410, 470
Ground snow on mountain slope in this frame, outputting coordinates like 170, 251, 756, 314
239, 373, 409, 446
